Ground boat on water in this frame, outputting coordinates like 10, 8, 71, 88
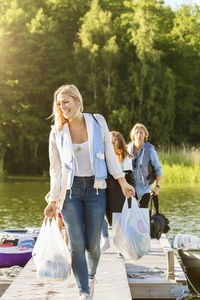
172, 233, 200, 271
0, 228, 40, 267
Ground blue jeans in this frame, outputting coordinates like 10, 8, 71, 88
101, 219, 109, 238
61, 176, 106, 294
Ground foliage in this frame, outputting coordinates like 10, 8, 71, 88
74, 0, 119, 118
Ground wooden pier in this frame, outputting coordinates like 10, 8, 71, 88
0, 234, 188, 299
126, 234, 188, 299
0, 245, 132, 300
0, 278, 12, 297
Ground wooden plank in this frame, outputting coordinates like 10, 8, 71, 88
0, 266, 22, 297
159, 234, 187, 283
0, 244, 132, 300
128, 282, 188, 299
167, 250, 175, 280
125, 234, 188, 299
0, 278, 12, 297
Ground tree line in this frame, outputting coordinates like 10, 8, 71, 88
0, 0, 200, 175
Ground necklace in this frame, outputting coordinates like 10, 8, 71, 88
75, 145, 82, 152
74, 141, 87, 152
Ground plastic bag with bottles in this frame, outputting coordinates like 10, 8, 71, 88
32, 218, 71, 281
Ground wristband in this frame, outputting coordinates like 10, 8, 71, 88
156, 184, 160, 189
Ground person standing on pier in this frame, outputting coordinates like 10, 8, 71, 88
101, 131, 135, 252
128, 123, 162, 208
44, 84, 135, 300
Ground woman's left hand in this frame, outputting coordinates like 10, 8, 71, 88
118, 177, 135, 198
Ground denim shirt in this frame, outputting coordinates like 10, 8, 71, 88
128, 142, 162, 198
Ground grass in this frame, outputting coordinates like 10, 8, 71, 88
159, 145, 200, 166
158, 145, 200, 184
161, 163, 200, 184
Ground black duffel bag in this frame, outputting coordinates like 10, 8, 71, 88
150, 195, 170, 240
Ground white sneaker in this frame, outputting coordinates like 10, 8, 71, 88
89, 277, 96, 299
79, 293, 91, 300
100, 237, 110, 252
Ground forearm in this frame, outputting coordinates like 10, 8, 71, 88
155, 174, 162, 187
48, 129, 62, 202
117, 177, 127, 187
151, 174, 162, 195
49, 170, 61, 202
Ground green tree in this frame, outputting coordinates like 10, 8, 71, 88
120, 0, 176, 144
74, 0, 119, 117
167, 4, 200, 144
0, 0, 89, 174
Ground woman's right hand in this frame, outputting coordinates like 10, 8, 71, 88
44, 201, 57, 218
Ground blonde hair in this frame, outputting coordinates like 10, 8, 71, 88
111, 131, 132, 163
130, 123, 149, 142
53, 84, 84, 130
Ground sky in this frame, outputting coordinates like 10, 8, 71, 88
164, 0, 200, 10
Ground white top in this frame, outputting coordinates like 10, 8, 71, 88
46, 113, 125, 207
120, 156, 133, 171
73, 141, 94, 176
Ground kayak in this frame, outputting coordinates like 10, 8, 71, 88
0, 228, 40, 267
172, 233, 200, 271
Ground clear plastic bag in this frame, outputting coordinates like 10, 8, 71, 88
32, 218, 71, 281
112, 197, 150, 260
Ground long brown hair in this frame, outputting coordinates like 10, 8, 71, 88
111, 131, 132, 163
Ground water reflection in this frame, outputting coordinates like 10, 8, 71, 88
159, 184, 200, 299
0, 180, 49, 229
0, 181, 199, 235
158, 184, 200, 240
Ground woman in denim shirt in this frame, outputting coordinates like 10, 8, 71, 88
44, 84, 135, 300
127, 123, 162, 208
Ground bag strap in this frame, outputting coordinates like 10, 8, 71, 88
150, 194, 159, 215
92, 114, 98, 124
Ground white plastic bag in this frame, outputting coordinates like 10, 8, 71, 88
113, 197, 150, 260
32, 218, 71, 281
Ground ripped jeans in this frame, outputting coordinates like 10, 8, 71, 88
61, 176, 106, 294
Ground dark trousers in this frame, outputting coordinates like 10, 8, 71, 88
138, 192, 151, 208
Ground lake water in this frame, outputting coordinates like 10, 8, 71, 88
0, 179, 200, 298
